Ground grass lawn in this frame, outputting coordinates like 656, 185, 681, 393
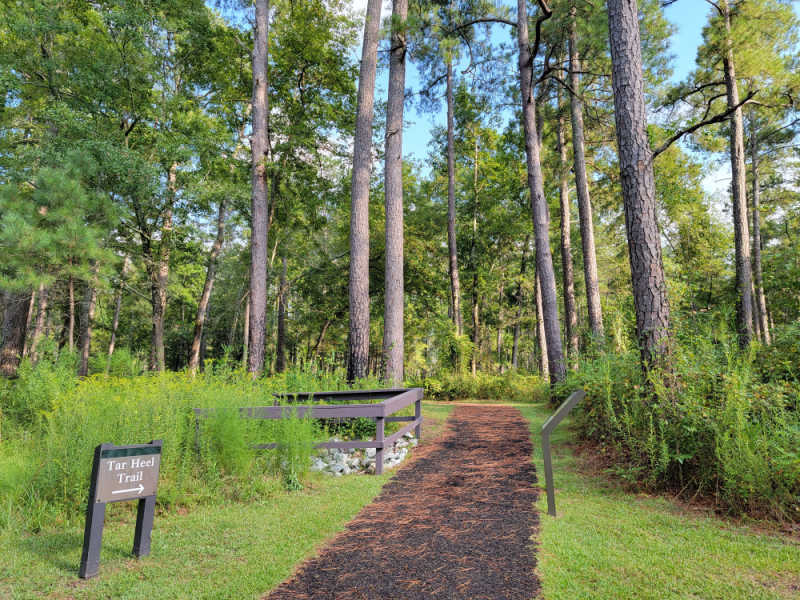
518, 403, 800, 600
0, 403, 454, 600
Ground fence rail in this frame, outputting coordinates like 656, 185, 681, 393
193, 388, 423, 475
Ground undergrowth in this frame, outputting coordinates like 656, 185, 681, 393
556, 322, 800, 521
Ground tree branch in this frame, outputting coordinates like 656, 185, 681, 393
652, 89, 758, 159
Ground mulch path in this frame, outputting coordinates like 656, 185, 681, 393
266, 405, 540, 600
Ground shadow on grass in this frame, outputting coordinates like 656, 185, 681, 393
18, 528, 135, 574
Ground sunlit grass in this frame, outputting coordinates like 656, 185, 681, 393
519, 403, 800, 600
0, 403, 454, 599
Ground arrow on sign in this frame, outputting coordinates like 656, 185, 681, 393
112, 484, 145, 496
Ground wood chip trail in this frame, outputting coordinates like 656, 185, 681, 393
266, 405, 540, 599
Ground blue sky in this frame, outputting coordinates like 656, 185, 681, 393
396, 1, 710, 162
371, 1, 798, 165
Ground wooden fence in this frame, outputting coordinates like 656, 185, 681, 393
193, 388, 423, 475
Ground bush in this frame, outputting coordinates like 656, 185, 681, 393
0, 366, 389, 531
414, 371, 547, 403
560, 330, 800, 520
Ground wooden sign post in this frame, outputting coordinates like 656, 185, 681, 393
79, 440, 162, 579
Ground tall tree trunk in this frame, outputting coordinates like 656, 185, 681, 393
721, 0, 753, 348
569, 3, 605, 340
751, 283, 762, 341
516, 0, 566, 384
470, 133, 480, 377
29, 284, 49, 361
78, 268, 98, 377
557, 93, 579, 361
607, 0, 671, 370
150, 164, 177, 372
68, 273, 75, 352
497, 278, 505, 374
535, 267, 549, 379
310, 318, 332, 364
471, 283, 479, 376
248, 0, 271, 375
21, 291, 35, 359
275, 255, 288, 373
107, 255, 130, 370
242, 292, 250, 368
0, 291, 31, 377
749, 125, 770, 344
347, 0, 382, 382
446, 58, 464, 337
511, 235, 530, 370
189, 199, 227, 373
382, 0, 408, 385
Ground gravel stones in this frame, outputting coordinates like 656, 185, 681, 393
310, 432, 418, 475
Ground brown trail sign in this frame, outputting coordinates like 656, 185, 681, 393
79, 440, 162, 579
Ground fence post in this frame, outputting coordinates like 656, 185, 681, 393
375, 416, 385, 475
541, 390, 585, 517
414, 395, 422, 440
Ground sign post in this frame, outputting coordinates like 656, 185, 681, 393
79, 440, 162, 579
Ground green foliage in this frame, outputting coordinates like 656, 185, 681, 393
416, 371, 547, 403
0, 352, 76, 426
558, 323, 800, 520
270, 405, 319, 491
0, 366, 392, 530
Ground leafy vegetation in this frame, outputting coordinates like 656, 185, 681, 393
555, 321, 800, 519
0, 365, 395, 531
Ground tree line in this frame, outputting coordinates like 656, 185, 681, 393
1, 0, 798, 384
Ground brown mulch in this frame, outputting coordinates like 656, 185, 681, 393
266, 405, 540, 600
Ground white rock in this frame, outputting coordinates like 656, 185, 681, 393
366, 448, 376, 458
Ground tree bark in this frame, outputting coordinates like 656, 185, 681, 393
310, 318, 332, 364
0, 291, 31, 377
497, 278, 505, 374
248, 0, 271, 375
607, 0, 671, 370
107, 255, 130, 370
446, 58, 464, 337
517, 0, 566, 384
557, 93, 579, 361
29, 284, 49, 361
470, 133, 480, 377
149, 164, 177, 372
569, 5, 605, 341
68, 273, 75, 352
275, 255, 288, 373
21, 291, 35, 359
535, 266, 549, 379
471, 282, 479, 376
382, 0, 408, 385
242, 292, 250, 368
189, 199, 227, 373
721, 0, 753, 348
78, 268, 98, 377
347, 0, 382, 382
511, 235, 530, 370
749, 124, 770, 345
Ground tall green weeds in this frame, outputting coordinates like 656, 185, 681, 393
558, 324, 800, 520
0, 367, 380, 531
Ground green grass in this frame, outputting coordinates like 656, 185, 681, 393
0, 403, 454, 599
518, 403, 800, 600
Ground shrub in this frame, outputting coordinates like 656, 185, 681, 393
561, 331, 800, 520
415, 371, 547, 403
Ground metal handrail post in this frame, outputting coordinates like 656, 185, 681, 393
541, 390, 586, 517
